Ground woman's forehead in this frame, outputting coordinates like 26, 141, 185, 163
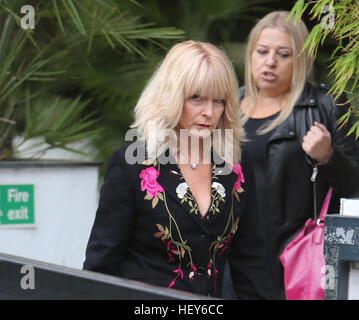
256, 28, 292, 48
186, 83, 227, 98
185, 65, 229, 98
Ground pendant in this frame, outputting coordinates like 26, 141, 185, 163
190, 163, 198, 169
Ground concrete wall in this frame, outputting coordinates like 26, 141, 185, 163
0, 160, 101, 269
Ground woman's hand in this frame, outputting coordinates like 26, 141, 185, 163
302, 122, 333, 163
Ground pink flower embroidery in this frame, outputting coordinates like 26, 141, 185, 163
161, 239, 175, 263
139, 167, 164, 197
207, 262, 219, 293
189, 264, 197, 280
219, 234, 232, 257
232, 162, 245, 191
207, 262, 212, 278
168, 268, 183, 289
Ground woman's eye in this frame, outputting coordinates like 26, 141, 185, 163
190, 94, 202, 102
214, 99, 225, 105
279, 53, 289, 58
257, 50, 267, 55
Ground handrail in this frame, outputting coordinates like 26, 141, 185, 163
0, 252, 214, 300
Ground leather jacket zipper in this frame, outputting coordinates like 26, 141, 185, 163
310, 164, 318, 182
310, 163, 318, 220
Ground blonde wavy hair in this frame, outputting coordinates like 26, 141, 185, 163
131, 40, 244, 165
243, 11, 314, 133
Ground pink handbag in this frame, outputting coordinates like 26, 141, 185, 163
279, 188, 332, 300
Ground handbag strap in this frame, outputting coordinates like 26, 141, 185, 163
307, 107, 319, 220
318, 187, 333, 221
307, 107, 332, 221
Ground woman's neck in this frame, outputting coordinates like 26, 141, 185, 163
177, 139, 214, 166
243, 91, 289, 118
257, 90, 289, 107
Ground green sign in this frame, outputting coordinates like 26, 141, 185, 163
0, 185, 35, 226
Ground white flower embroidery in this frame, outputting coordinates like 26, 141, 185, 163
176, 182, 189, 199
212, 182, 226, 198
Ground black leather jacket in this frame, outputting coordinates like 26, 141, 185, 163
240, 82, 359, 299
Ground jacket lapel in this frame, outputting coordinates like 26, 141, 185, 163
268, 112, 297, 142
156, 160, 187, 212
156, 152, 238, 227
207, 164, 238, 225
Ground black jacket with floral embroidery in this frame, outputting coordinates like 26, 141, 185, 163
83, 144, 271, 299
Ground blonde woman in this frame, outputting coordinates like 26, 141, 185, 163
239, 11, 359, 299
83, 40, 271, 299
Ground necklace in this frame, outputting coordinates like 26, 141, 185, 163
190, 163, 198, 169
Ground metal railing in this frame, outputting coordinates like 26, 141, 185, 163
324, 214, 359, 300
0, 252, 213, 300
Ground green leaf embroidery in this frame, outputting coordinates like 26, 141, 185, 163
152, 196, 159, 208
144, 194, 152, 200
142, 159, 157, 166
156, 224, 164, 233
153, 232, 163, 238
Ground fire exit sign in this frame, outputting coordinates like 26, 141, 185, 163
0, 185, 35, 226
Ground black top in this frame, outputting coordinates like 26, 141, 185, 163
240, 82, 359, 299
244, 113, 278, 217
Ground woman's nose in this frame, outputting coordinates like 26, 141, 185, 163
265, 53, 276, 67
202, 101, 214, 117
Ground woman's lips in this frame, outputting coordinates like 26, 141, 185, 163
261, 71, 277, 81
196, 124, 211, 129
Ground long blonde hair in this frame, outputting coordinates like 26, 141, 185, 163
131, 40, 244, 165
243, 11, 314, 133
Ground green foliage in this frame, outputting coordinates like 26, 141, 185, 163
130, 0, 282, 81
0, 0, 184, 160
66, 0, 282, 163
0, 0, 284, 164
289, 0, 359, 139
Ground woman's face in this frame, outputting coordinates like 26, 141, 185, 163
251, 28, 294, 96
176, 94, 225, 139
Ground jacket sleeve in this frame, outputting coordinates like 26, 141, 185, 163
320, 92, 359, 197
83, 147, 137, 276
228, 151, 273, 299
